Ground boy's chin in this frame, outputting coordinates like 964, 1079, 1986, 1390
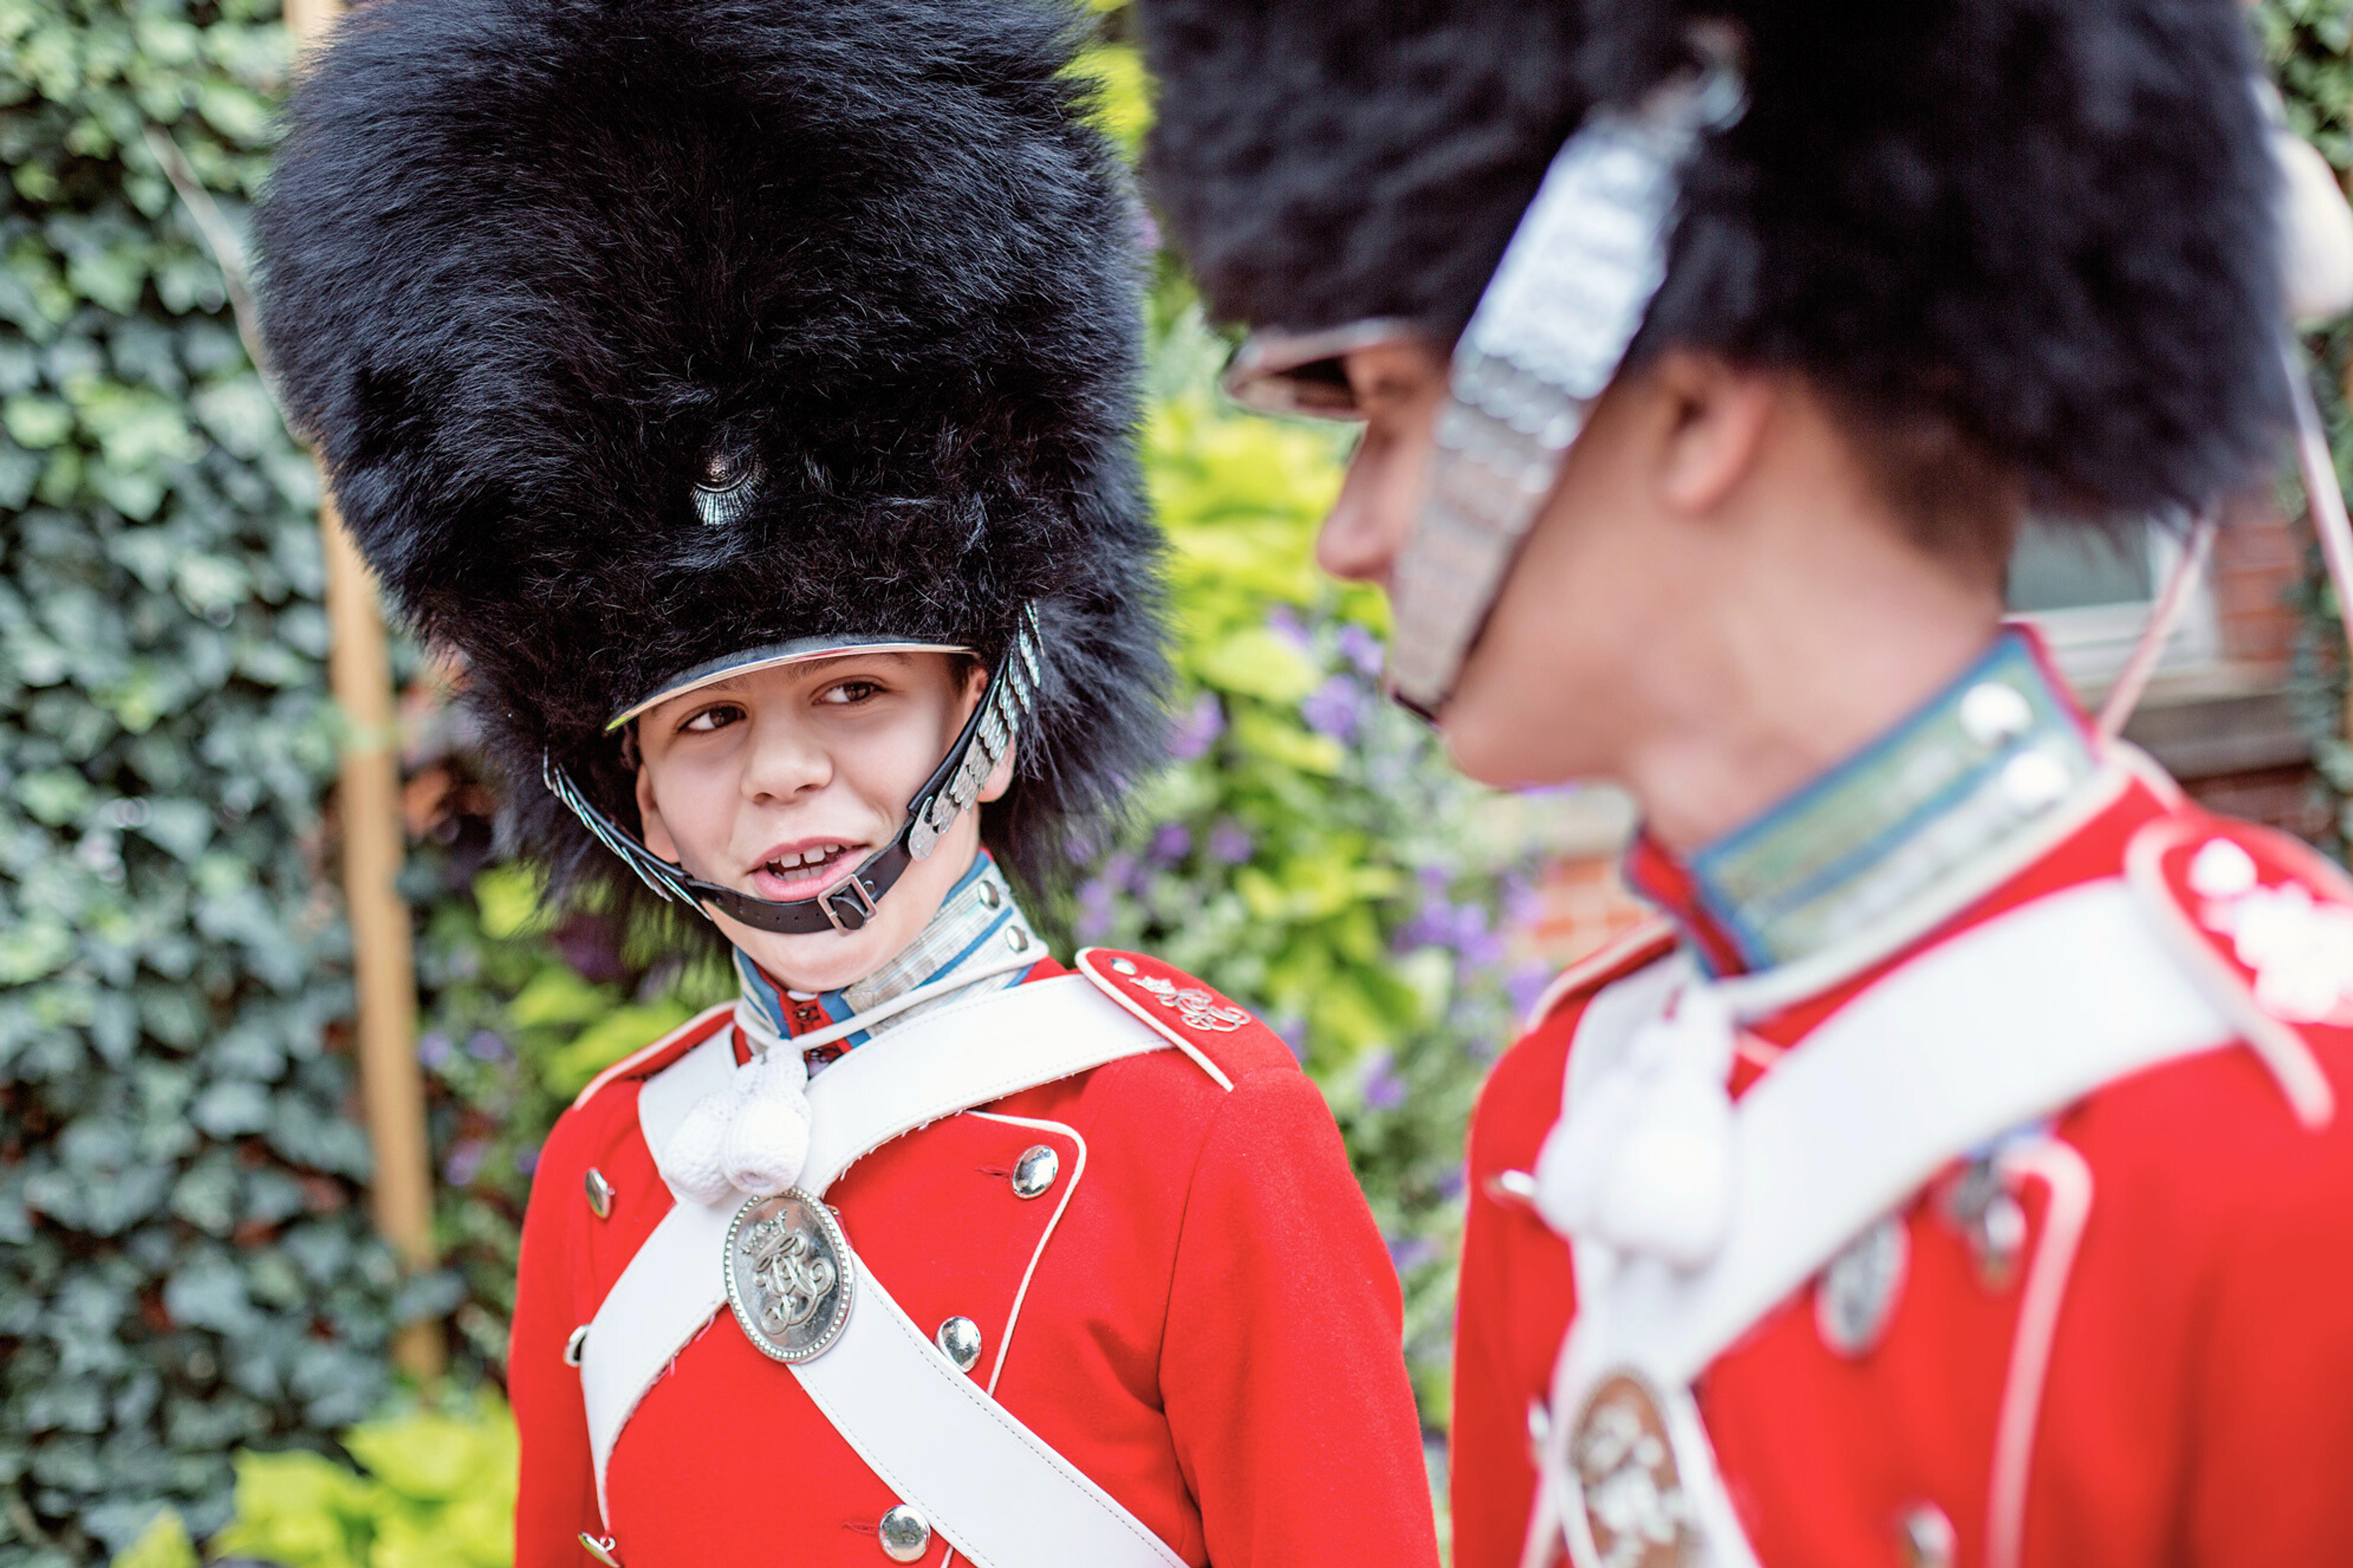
714, 912, 912, 994
1438, 695, 1580, 791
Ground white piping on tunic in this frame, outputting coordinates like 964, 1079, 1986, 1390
1987, 1136, 2095, 1568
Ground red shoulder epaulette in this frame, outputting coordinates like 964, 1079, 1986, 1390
1521, 915, 1680, 1031
569, 1001, 736, 1112
1075, 948, 1298, 1090
2125, 810, 2346, 1129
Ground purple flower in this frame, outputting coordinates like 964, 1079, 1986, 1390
1336, 623, 1385, 678
442, 1140, 485, 1187
417, 1032, 452, 1069
1168, 692, 1225, 762
1273, 1017, 1309, 1062
1501, 873, 1544, 930
1360, 1050, 1406, 1111
1208, 819, 1255, 865
1300, 674, 1363, 742
515, 1145, 541, 1177
465, 1029, 508, 1063
1267, 606, 1313, 651
1457, 932, 1509, 976
555, 911, 630, 986
1506, 961, 1555, 1021
1148, 823, 1193, 866
1075, 876, 1119, 944
1434, 1166, 1467, 1202
1386, 1233, 1436, 1274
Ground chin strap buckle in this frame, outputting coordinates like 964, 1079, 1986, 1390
822, 873, 881, 933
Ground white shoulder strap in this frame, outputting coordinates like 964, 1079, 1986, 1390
1537, 878, 2241, 1568
795, 1230, 1189, 1568
1600, 877, 2235, 1388
579, 976, 1183, 1568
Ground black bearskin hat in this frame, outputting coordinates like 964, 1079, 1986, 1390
1138, 0, 1591, 345
1142, 0, 2287, 521
259, 0, 1165, 930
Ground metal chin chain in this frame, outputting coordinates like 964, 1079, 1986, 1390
1385, 30, 1746, 719
543, 606, 1044, 936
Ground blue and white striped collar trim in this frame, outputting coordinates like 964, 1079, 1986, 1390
1663, 630, 2098, 975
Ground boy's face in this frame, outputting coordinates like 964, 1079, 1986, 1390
632, 651, 1009, 992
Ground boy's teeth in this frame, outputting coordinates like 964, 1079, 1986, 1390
768, 844, 844, 875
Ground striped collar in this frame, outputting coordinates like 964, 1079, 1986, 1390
732, 853, 1040, 1058
1625, 629, 2099, 977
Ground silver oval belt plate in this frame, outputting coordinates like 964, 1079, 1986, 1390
724, 1189, 854, 1363
1563, 1369, 1701, 1568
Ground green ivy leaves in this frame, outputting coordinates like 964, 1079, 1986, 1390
3, 2, 408, 1561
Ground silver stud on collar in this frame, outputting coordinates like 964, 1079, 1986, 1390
1958, 681, 2034, 749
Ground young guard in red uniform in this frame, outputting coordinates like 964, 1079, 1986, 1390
1142, 1, 2353, 1565
255, 2, 1441, 1565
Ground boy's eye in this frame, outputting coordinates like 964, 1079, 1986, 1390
820, 680, 881, 705
681, 703, 745, 732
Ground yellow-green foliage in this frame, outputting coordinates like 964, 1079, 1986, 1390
113, 1396, 517, 1568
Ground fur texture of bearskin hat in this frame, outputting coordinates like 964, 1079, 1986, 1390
258, 0, 1164, 937
1138, 0, 1591, 343
1142, 0, 2286, 521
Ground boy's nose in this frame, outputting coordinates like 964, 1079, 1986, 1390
740, 721, 834, 801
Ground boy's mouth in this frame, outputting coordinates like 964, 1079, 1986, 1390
746, 839, 866, 901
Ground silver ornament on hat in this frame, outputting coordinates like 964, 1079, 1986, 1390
692, 444, 763, 529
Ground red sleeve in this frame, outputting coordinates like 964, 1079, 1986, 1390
2181, 1083, 2353, 1567
1451, 1018, 1580, 1568
510, 1108, 601, 1568
1159, 1067, 1442, 1568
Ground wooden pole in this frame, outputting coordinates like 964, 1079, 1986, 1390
286, 0, 443, 1379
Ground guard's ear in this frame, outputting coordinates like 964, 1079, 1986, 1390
1648, 350, 1776, 518
635, 767, 680, 862
979, 741, 1017, 804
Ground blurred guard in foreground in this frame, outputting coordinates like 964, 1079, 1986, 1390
1143, 1, 2353, 1565
257, 1, 1440, 1564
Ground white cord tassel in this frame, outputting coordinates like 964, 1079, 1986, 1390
656, 1002, 814, 1203
1533, 986, 1740, 1268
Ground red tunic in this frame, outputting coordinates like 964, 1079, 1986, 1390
512, 953, 1439, 1568
1452, 775, 2353, 1568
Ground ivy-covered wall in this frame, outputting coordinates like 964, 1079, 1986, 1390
1, 3, 430, 1562
2263, 0, 2353, 844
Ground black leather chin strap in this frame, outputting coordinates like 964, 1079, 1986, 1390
544, 610, 1042, 935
